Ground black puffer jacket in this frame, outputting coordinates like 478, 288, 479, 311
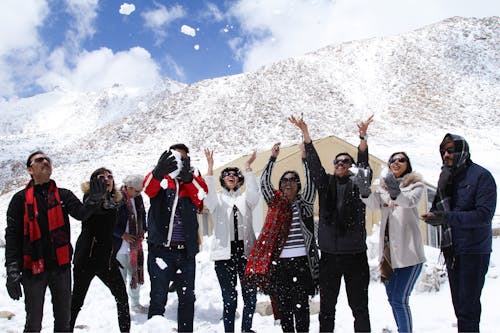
304, 142, 368, 254
73, 183, 122, 270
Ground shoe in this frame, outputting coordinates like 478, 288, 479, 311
131, 304, 149, 313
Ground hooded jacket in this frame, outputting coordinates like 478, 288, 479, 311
363, 172, 426, 269
205, 172, 260, 261
433, 133, 497, 255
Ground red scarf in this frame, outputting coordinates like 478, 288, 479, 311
245, 190, 292, 293
124, 190, 145, 288
23, 180, 69, 274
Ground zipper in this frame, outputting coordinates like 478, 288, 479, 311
89, 237, 97, 258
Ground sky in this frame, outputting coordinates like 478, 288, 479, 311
0, 0, 499, 99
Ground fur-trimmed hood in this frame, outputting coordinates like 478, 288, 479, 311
381, 172, 423, 189
81, 181, 123, 202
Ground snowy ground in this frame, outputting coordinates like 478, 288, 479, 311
0, 227, 499, 332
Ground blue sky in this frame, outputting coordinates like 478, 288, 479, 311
1, 0, 498, 99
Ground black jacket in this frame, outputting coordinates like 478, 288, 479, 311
304, 142, 368, 254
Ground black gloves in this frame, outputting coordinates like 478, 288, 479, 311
424, 211, 447, 226
178, 156, 193, 183
351, 167, 372, 197
384, 171, 401, 200
86, 177, 107, 205
6, 262, 22, 300
152, 150, 178, 180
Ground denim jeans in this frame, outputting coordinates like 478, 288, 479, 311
319, 252, 371, 332
147, 245, 196, 332
116, 253, 142, 306
215, 241, 257, 332
385, 263, 422, 333
448, 253, 490, 333
22, 267, 71, 333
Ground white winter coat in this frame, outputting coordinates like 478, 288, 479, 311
362, 172, 426, 269
205, 172, 260, 261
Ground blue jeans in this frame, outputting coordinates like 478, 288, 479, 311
448, 253, 489, 333
215, 241, 257, 332
385, 263, 422, 333
147, 245, 196, 332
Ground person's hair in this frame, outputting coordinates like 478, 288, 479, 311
122, 174, 144, 189
219, 167, 245, 191
334, 152, 355, 165
26, 150, 45, 168
279, 170, 302, 193
388, 151, 413, 177
169, 143, 189, 154
90, 167, 113, 181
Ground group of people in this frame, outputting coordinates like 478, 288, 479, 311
4, 116, 497, 333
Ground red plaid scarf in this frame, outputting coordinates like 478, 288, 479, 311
23, 180, 69, 274
124, 190, 144, 288
245, 190, 292, 293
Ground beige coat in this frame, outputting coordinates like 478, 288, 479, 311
362, 172, 426, 269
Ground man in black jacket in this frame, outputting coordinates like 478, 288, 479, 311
291, 116, 373, 332
5, 151, 105, 332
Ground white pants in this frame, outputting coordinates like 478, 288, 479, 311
116, 253, 142, 306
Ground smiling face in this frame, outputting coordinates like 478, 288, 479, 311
333, 154, 352, 178
97, 171, 114, 192
222, 170, 240, 191
280, 172, 300, 201
389, 153, 409, 178
441, 141, 455, 168
28, 153, 52, 184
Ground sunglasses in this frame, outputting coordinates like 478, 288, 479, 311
222, 171, 239, 178
30, 156, 51, 166
440, 147, 455, 155
389, 157, 408, 164
98, 174, 114, 180
334, 158, 352, 165
281, 177, 300, 183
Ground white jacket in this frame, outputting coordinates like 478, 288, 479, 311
362, 172, 426, 269
205, 172, 260, 261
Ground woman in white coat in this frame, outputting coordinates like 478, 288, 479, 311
360, 151, 426, 333
204, 149, 259, 333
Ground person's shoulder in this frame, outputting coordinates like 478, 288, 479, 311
468, 162, 494, 179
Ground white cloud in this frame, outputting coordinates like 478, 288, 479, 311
119, 3, 136, 15
162, 54, 186, 82
181, 25, 196, 37
64, 0, 99, 48
37, 47, 162, 92
228, 0, 500, 72
203, 2, 224, 22
142, 3, 186, 42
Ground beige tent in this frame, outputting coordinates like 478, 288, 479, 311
202, 135, 434, 245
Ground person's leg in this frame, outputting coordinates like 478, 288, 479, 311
237, 252, 257, 332
22, 271, 48, 332
453, 254, 490, 333
97, 264, 131, 333
276, 258, 295, 333
290, 257, 311, 333
70, 266, 95, 330
48, 267, 72, 332
215, 258, 238, 332
117, 253, 142, 307
176, 250, 196, 332
344, 252, 371, 332
384, 264, 422, 333
319, 253, 342, 332
147, 246, 174, 318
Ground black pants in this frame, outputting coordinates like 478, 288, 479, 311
22, 267, 71, 332
70, 263, 130, 332
275, 256, 313, 333
319, 252, 371, 332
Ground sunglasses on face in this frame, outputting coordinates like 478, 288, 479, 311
222, 171, 238, 178
281, 177, 299, 184
30, 156, 51, 166
334, 158, 352, 165
389, 157, 408, 164
98, 174, 114, 180
440, 147, 455, 155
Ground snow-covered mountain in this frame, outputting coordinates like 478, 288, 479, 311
0, 16, 498, 197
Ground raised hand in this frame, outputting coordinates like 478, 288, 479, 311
271, 142, 281, 158
245, 150, 257, 170
204, 148, 214, 176
86, 177, 107, 205
357, 114, 374, 138
152, 150, 178, 180
178, 156, 193, 183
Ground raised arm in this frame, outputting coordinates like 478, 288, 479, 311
300, 144, 316, 206
244, 150, 260, 208
261, 143, 280, 204
203, 148, 218, 212
357, 114, 373, 166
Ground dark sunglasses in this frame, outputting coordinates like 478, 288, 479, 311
440, 147, 455, 155
30, 156, 51, 166
281, 177, 300, 183
222, 171, 239, 178
334, 158, 352, 165
389, 157, 408, 164
98, 174, 114, 180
